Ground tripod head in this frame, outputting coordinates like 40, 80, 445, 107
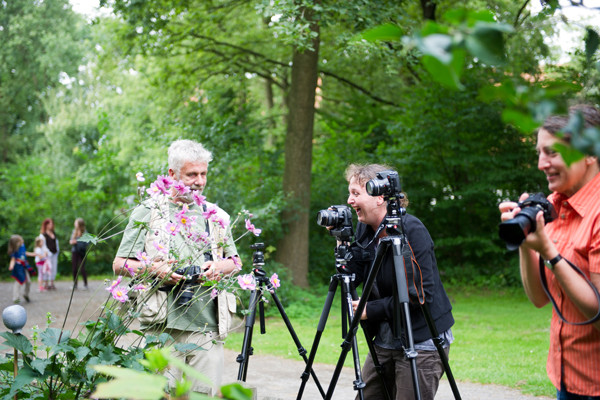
334, 241, 354, 274
250, 242, 267, 278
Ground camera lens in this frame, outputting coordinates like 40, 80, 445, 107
317, 210, 338, 227
366, 178, 387, 196
498, 207, 539, 250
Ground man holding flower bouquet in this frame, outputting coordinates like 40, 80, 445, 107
113, 139, 242, 396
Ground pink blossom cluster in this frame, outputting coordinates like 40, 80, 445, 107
236, 272, 281, 291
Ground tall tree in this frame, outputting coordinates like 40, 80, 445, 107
275, 3, 321, 287
0, 0, 86, 162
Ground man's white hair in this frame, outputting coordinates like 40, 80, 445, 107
168, 139, 213, 174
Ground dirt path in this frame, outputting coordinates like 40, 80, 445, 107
0, 280, 552, 399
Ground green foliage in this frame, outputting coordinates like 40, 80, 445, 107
0, 0, 88, 162
2, 0, 600, 289
0, 308, 150, 399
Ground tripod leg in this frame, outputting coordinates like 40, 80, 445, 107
339, 275, 366, 399
268, 288, 326, 398
236, 288, 259, 381
296, 278, 339, 400
349, 285, 393, 400
325, 240, 390, 400
420, 301, 462, 400
392, 237, 421, 400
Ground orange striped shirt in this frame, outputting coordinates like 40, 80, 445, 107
544, 172, 600, 396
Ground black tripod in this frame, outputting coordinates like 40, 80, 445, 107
236, 243, 325, 398
323, 193, 461, 400
296, 239, 392, 400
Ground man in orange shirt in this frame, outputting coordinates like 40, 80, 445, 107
499, 104, 600, 399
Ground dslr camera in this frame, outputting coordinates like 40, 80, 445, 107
366, 170, 401, 197
316, 205, 354, 241
159, 252, 213, 307
498, 193, 557, 250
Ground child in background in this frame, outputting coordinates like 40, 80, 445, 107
34, 236, 51, 292
7, 234, 36, 303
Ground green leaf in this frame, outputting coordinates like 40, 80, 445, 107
98, 347, 121, 365
78, 232, 98, 245
139, 348, 170, 372
553, 142, 585, 166
0, 332, 33, 354
75, 346, 91, 361
174, 342, 203, 353
501, 109, 539, 133
8, 365, 39, 398
354, 23, 403, 42
40, 328, 70, 348
585, 27, 599, 64
92, 365, 168, 400
220, 383, 254, 400
421, 47, 466, 91
421, 20, 447, 36
465, 22, 513, 66
30, 358, 51, 375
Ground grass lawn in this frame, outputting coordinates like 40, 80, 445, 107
225, 285, 556, 398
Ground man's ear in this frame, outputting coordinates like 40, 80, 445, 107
585, 155, 598, 166
168, 168, 176, 178
376, 195, 386, 206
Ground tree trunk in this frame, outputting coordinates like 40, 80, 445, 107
420, 0, 437, 20
275, 11, 320, 288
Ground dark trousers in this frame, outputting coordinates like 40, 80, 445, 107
357, 344, 449, 400
71, 251, 88, 287
558, 382, 600, 400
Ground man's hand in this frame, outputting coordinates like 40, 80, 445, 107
151, 259, 182, 285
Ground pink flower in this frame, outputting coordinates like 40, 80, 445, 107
270, 273, 281, 289
202, 205, 218, 219
232, 256, 242, 271
123, 261, 136, 277
192, 191, 206, 206
245, 219, 262, 236
111, 286, 129, 303
237, 274, 256, 290
106, 276, 123, 292
132, 284, 148, 292
211, 288, 219, 300
172, 180, 190, 196
153, 240, 168, 255
165, 222, 181, 236
175, 206, 194, 228
157, 175, 174, 190
191, 231, 209, 245
146, 182, 165, 198
136, 172, 145, 182
213, 216, 229, 229
136, 251, 152, 266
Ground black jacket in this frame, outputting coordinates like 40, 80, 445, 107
347, 214, 454, 344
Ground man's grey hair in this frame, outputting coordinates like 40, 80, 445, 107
168, 139, 213, 174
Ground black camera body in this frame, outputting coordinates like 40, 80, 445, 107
498, 192, 557, 250
366, 170, 402, 197
160, 252, 213, 307
316, 205, 354, 241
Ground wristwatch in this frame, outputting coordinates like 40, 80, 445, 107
544, 254, 563, 270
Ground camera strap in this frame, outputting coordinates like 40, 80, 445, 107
539, 256, 600, 325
